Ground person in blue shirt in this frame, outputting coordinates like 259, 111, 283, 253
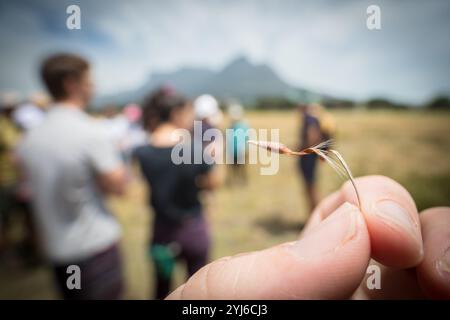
227, 103, 249, 186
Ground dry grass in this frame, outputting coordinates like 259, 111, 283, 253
1, 109, 449, 299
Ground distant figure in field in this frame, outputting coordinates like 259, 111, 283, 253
99, 104, 147, 162
193, 94, 223, 160
193, 94, 223, 134
298, 103, 336, 212
135, 87, 220, 299
17, 54, 128, 299
226, 103, 249, 185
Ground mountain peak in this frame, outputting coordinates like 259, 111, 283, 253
97, 56, 323, 106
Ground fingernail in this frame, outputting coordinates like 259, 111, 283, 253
290, 202, 360, 258
437, 248, 450, 278
375, 200, 418, 236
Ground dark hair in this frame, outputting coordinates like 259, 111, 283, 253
142, 86, 188, 131
40, 53, 90, 100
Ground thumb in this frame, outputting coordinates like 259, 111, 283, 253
167, 203, 370, 299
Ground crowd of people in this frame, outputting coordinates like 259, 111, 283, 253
0, 53, 334, 299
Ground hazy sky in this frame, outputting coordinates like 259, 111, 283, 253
1, 0, 449, 104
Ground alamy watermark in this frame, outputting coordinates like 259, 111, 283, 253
366, 5, 381, 30
170, 121, 281, 175
66, 5, 81, 30
66, 265, 81, 290
366, 264, 381, 290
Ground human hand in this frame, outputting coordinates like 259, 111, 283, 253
167, 175, 450, 299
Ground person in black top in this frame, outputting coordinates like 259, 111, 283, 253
134, 86, 219, 299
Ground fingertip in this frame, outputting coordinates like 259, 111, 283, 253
302, 190, 344, 236
292, 202, 367, 260
341, 175, 423, 268
283, 202, 371, 298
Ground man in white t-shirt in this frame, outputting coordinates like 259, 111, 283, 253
17, 54, 128, 299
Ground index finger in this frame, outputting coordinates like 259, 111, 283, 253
303, 175, 423, 268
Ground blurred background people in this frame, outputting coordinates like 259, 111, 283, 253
309, 103, 336, 143
10, 92, 49, 266
193, 94, 223, 158
194, 94, 223, 132
17, 53, 128, 299
226, 103, 249, 186
99, 104, 147, 163
0, 95, 39, 267
134, 87, 220, 299
0, 99, 21, 263
297, 103, 336, 212
99, 105, 130, 156
12, 92, 48, 132
121, 103, 148, 160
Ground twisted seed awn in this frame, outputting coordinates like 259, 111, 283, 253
248, 139, 361, 209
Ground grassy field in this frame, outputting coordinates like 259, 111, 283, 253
1, 109, 449, 299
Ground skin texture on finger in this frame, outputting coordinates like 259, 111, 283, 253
416, 207, 450, 299
167, 203, 370, 300
304, 175, 423, 268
